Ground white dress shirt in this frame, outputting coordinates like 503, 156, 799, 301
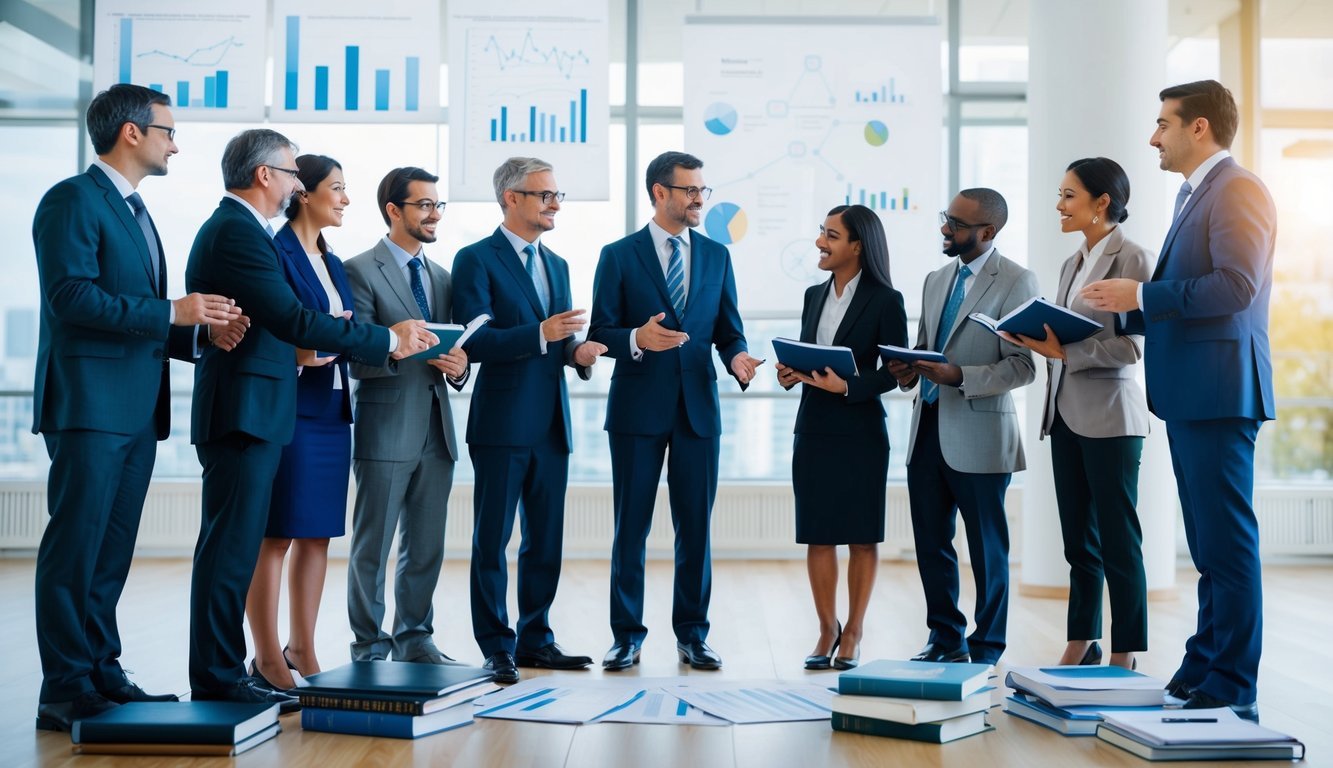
816, 271, 861, 346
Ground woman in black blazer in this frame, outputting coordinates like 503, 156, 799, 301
776, 204, 908, 669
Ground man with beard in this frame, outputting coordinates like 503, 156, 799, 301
185, 130, 437, 708
884, 188, 1037, 667
343, 167, 470, 665
452, 157, 605, 684
588, 151, 762, 671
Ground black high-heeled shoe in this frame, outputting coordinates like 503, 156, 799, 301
832, 635, 860, 671
1078, 641, 1103, 666
249, 659, 294, 693
281, 646, 299, 672
804, 622, 842, 670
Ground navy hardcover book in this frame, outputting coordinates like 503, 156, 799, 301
71, 702, 279, 745
877, 344, 948, 366
968, 297, 1102, 344
301, 660, 495, 699
837, 659, 992, 701
772, 337, 859, 379
301, 702, 476, 739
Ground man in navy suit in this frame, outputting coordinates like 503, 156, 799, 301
1083, 80, 1276, 721
452, 157, 606, 683
186, 129, 437, 708
588, 151, 763, 671
31, 84, 245, 731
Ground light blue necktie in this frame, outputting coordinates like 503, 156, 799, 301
124, 192, 161, 293
524, 243, 550, 315
666, 236, 686, 318
1173, 181, 1193, 220
408, 257, 431, 320
922, 264, 972, 406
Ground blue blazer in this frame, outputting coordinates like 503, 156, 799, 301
186, 197, 389, 446
451, 228, 586, 451
272, 224, 354, 422
588, 226, 748, 438
32, 165, 193, 439
1124, 157, 1276, 422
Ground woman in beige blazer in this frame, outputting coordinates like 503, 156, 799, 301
1002, 157, 1152, 671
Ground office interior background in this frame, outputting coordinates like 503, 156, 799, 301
0, 0, 1329, 567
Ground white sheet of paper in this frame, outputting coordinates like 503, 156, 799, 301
595, 689, 729, 726
665, 682, 836, 724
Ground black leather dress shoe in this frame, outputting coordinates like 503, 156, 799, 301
677, 641, 722, 670
911, 643, 971, 663
1184, 690, 1259, 723
35, 691, 119, 732
1078, 641, 1103, 666
193, 678, 300, 715
484, 652, 520, 684
99, 672, 179, 703
516, 642, 593, 669
1165, 676, 1193, 701
603, 642, 642, 671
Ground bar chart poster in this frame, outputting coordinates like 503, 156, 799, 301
272, 0, 440, 123
448, 0, 609, 200
93, 0, 266, 121
683, 18, 942, 314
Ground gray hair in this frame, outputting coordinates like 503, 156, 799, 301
221, 129, 298, 190
493, 156, 553, 209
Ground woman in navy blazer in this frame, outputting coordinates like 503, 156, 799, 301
245, 154, 355, 690
776, 204, 907, 670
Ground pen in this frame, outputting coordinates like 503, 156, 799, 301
1161, 717, 1217, 723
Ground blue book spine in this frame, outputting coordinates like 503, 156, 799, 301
300, 708, 473, 740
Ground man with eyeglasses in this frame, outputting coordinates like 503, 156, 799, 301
883, 189, 1037, 667
342, 167, 470, 666
452, 156, 606, 683
30, 84, 246, 732
185, 130, 439, 709
589, 150, 761, 671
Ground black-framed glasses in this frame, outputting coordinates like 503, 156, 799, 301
512, 189, 566, 205
662, 184, 713, 201
395, 199, 447, 214
939, 211, 990, 231
265, 164, 301, 179
140, 123, 176, 141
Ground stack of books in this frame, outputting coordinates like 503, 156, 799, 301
299, 660, 499, 739
1003, 665, 1168, 736
71, 701, 280, 756
831, 659, 994, 743
1098, 707, 1306, 761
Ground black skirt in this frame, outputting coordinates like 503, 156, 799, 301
792, 431, 889, 545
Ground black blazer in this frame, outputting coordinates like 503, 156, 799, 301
786, 276, 907, 436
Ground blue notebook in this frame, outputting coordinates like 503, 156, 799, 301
968, 297, 1102, 344
837, 659, 992, 701
877, 344, 948, 366
71, 701, 278, 745
409, 314, 491, 360
772, 337, 858, 379
301, 702, 476, 739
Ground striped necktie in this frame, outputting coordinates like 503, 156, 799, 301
666, 236, 686, 318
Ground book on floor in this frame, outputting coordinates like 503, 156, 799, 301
301, 700, 477, 739
1004, 665, 1166, 708
301, 660, 495, 700
831, 711, 991, 743
1003, 693, 1165, 736
772, 337, 859, 379
298, 681, 501, 716
967, 296, 1102, 344
838, 659, 992, 701
70, 701, 279, 746
71, 723, 280, 756
831, 687, 993, 724
1096, 708, 1306, 761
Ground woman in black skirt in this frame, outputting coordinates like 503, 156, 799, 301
776, 204, 907, 670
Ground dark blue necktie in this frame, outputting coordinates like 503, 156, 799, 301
922, 263, 972, 405
666, 236, 686, 318
408, 257, 431, 320
124, 192, 161, 293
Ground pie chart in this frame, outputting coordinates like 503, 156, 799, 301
704, 202, 747, 245
704, 102, 738, 136
864, 120, 889, 146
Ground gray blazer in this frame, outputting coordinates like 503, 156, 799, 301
905, 249, 1039, 474
1041, 227, 1153, 440
344, 241, 464, 463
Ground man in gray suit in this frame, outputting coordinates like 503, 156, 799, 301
344, 167, 469, 663
885, 188, 1038, 666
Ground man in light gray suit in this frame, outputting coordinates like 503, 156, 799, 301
344, 167, 469, 663
885, 188, 1038, 666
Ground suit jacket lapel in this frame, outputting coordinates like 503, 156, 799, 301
634, 227, 675, 321
492, 229, 545, 319
89, 166, 157, 289
426, 258, 449, 323
685, 230, 707, 315
800, 280, 831, 343
1082, 227, 1122, 288
276, 227, 330, 312
832, 278, 873, 347
1156, 158, 1231, 277
327, 252, 355, 318
540, 244, 566, 313
947, 253, 999, 345
373, 240, 421, 320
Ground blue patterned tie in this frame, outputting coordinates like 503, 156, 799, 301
524, 243, 549, 315
408, 257, 431, 319
922, 264, 972, 405
666, 236, 686, 318
1173, 181, 1192, 220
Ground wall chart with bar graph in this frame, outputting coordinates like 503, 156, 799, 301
684, 18, 942, 314
93, 1, 266, 121
272, 0, 440, 123
449, 0, 609, 201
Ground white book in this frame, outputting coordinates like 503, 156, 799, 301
830, 687, 993, 725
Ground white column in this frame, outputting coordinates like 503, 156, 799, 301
1020, 0, 1177, 598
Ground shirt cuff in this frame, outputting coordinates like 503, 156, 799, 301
538, 327, 548, 355
629, 332, 643, 361
387, 328, 399, 354
1135, 283, 1144, 311
169, 303, 176, 325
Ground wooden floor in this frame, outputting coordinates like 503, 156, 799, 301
4, 556, 1330, 767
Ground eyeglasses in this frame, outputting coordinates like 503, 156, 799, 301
265, 164, 301, 179
662, 184, 713, 201
512, 189, 566, 205
140, 123, 176, 141
939, 211, 990, 232
395, 199, 447, 213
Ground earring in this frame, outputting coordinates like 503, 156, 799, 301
1092, 216, 1100, 224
